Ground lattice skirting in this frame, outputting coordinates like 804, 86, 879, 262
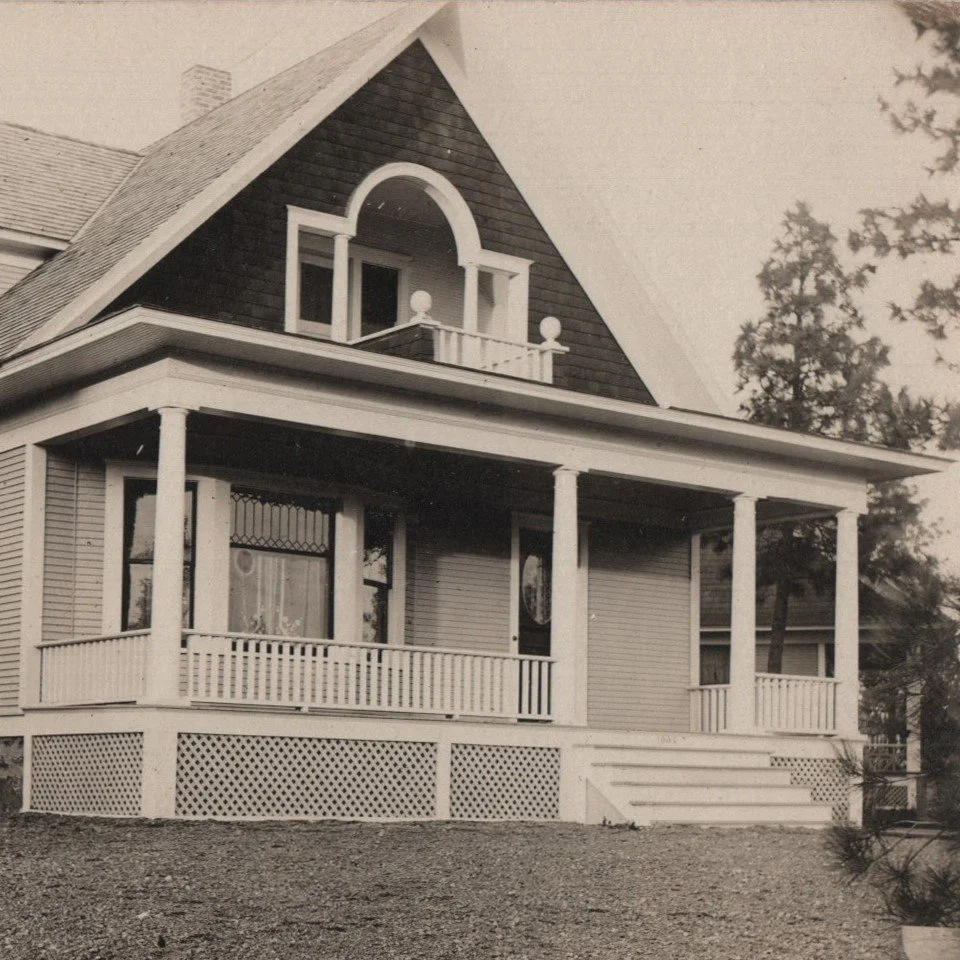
450, 743, 560, 820
31, 733, 144, 817
771, 755, 848, 822
176, 734, 437, 819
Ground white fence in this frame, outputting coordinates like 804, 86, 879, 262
431, 325, 559, 383
38, 631, 151, 705
690, 674, 839, 734
184, 632, 554, 721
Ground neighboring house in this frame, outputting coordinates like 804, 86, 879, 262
0, 4, 949, 826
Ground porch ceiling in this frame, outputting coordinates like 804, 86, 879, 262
55, 412, 735, 528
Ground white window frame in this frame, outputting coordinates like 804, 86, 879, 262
347, 245, 411, 341
285, 163, 534, 346
296, 250, 335, 340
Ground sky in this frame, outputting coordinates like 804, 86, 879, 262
0, 0, 958, 567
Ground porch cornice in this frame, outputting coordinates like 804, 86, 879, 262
0, 306, 951, 488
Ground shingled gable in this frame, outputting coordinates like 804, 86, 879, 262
0, 2, 719, 409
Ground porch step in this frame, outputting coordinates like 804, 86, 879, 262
583, 741, 835, 828
588, 745, 773, 769
632, 801, 834, 826
595, 764, 794, 787
613, 783, 811, 805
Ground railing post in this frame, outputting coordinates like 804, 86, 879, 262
551, 466, 581, 726
728, 494, 758, 733
835, 508, 860, 739
144, 407, 189, 703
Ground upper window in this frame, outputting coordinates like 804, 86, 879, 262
121, 478, 196, 631
299, 253, 334, 339
228, 488, 336, 639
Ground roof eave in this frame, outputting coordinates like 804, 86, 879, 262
0, 306, 950, 485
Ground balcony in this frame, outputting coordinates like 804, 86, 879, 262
353, 291, 568, 385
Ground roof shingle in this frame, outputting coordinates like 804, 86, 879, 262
0, 123, 140, 241
0, 3, 435, 360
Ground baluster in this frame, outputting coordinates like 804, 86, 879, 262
388, 647, 400, 709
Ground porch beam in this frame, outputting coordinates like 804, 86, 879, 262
727, 494, 758, 733
552, 466, 581, 726
144, 406, 189, 703
835, 508, 860, 738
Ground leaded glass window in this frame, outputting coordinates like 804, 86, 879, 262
228, 489, 336, 638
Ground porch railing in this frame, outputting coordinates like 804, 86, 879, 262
689, 674, 839, 735
184, 632, 554, 721
754, 673, 838, 734
38, 631, 151, 705
689, 683, 729, 734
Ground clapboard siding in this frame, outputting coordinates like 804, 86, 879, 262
106, 42, 654, 405
406, 515, 511, 654
0, 260, 32, 298
588, 523, 691, 731
42, 454, 105, 642
0, 447, 25, 711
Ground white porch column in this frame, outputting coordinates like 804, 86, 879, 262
728, 494, 758, 732
835, 508, 860, 738
552, 466, 580, 725
19, 444, 46, 708
144, 406, 188, 703
331, 233, 351, 341
462, 263, 479, 334
334, 496, 363, 645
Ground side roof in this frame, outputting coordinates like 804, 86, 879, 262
0, 122, 140, 242
0, 1, 724, 413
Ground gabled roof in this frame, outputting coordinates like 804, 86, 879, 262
0, 122, 139, 241
0, 1, 726, 414
0, 2, 443, 360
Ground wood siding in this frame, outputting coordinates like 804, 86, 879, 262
405, 514, 511, 654
42, 454, 105, 642
106, 42, 654, 405
0, 260, 32, 298
0, 447, 25, 712
588, 523, 691, 731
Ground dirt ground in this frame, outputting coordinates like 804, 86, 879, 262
0, 815, 901, 959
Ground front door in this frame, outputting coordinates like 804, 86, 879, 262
517, 528, 552, 658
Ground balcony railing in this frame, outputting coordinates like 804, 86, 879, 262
689, 674, 840, 735
352, 291, 568, 384
38, 631, 151, 705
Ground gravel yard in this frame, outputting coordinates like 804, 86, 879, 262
0, 815, 900, 959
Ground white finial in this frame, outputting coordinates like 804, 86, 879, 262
410, 290, 433, 322
540, 316, 562, 343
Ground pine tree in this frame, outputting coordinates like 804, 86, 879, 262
735, 203, 942, 673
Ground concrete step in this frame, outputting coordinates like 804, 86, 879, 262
632, 801, 834, 826
593, 764, 793, 786
588, 746, 772, 769
613, 783, 812, 805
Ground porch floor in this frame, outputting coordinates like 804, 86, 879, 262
0, 815, 899, 959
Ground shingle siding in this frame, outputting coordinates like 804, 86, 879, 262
0, 447, 26, 713
107, 42, 654, 404
42, 454, 105, 642
588, 523, 691, 731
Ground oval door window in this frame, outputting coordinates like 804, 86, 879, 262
521, 551, 551, 625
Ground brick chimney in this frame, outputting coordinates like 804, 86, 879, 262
180, 65, 232, 124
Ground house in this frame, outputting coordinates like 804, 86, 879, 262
0, 3, 949, 826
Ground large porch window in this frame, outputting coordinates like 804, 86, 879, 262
121, 478, 196, 631
228, 488, 336, 638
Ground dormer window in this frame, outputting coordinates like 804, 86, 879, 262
284, 163, 565, 383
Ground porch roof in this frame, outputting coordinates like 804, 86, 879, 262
0, 305, 951, 487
